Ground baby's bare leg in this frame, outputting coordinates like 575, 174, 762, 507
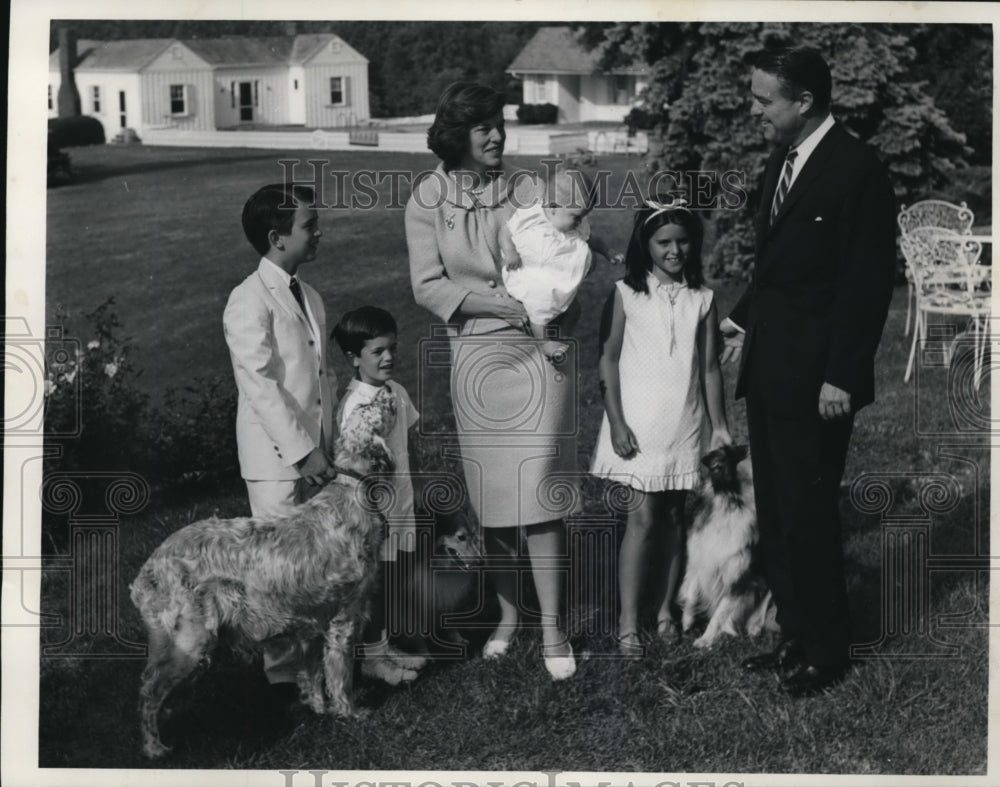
531, 321, 569, 363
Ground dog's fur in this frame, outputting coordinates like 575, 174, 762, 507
413, 515, 482, 654
372, 511, 482, 662
130, 386, 397, 758
678, 444, 777, 648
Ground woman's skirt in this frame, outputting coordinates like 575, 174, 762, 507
449, 327, 581, 528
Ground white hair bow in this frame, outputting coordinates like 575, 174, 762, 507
643, 196, 692, 225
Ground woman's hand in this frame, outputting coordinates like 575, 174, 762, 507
491, 294, 529, 323
610, 420, 639, 459
456, 292, 528, 325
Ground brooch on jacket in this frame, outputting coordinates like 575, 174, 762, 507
445, 210, 455, 231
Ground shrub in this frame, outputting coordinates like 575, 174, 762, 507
517, 103, 558, 124
44, 298, 241, 490
152, 376, 240, 488
48, 116, 105, 148
44, 298, 151, 474
624, 107, 657, 134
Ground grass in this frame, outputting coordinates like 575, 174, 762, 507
39, 144, 990, 775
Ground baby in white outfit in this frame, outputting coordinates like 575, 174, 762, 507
501, 166, 622, 361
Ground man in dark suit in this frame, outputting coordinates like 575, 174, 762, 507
720, 47, 896, 696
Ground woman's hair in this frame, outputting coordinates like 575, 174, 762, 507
623, 204, 705, 293
332, 306, 398, 357
426, 82, 506, 168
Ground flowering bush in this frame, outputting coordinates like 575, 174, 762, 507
45, 298, 152, 474
44, 298, 240, 489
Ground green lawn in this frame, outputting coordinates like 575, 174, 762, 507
40, 144, 989, 775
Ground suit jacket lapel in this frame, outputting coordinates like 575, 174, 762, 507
256, 260, 311, 331
300, 284, 322, 339
768, 124, 843, 232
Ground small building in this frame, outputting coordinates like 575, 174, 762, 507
507, 26, 649, 124
48, 34, 370, 139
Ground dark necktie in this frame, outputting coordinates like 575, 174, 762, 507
289, 276, 306, 314
770, 148, 798, 225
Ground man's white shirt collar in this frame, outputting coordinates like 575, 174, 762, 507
788, 114, 835, 185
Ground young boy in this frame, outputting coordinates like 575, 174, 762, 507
332, 306, 423, 684
223, 182, 336, 686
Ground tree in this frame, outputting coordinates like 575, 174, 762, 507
909, 24, 992, 166
583, 22, 979, 277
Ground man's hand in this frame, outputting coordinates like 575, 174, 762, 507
719, 317, 744, 365
818, 382, 852, 420
296, 446, 336, 485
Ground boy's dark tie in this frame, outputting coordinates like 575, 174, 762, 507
289, 276, 306, 313
770, 148, 798, 225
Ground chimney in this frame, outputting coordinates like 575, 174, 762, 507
57, 26, 81, 118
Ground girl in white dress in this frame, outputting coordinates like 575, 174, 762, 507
590, 198, 732, 656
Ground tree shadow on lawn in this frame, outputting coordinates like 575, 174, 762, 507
38, 641, 438, 769
59, 150, 284, 187
845, 485, 989, 658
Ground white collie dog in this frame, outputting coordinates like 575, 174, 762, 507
679, 444, 777, 648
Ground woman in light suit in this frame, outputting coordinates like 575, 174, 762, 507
405, 83, 578, 680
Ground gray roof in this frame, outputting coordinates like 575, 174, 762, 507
507, 26, 648, 75
183, 37, 292, 66
48, 38, 152, 70
289, 34, 352, 64
50, 34, 366, 72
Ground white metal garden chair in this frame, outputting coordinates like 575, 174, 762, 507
897, 200, 976, 336
900, 227, 990, 388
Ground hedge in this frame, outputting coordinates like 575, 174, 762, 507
48, 116, 105, 148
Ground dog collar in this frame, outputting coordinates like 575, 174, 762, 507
331, 465, 365, 488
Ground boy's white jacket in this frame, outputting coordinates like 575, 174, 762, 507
223, 259, 336, 480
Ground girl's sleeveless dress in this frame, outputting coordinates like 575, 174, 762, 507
590, 274, 714, 492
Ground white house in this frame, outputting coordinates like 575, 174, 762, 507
49, 34, 370, 139
507, 27, 649, 124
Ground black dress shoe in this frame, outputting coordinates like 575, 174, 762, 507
741, 640, 803, 674
780, 662, 848, 698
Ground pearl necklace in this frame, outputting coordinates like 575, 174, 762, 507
451, 170, 494, 195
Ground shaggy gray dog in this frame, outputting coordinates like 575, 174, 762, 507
130, 386, 396, 758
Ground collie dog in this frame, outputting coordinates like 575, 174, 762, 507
383, 512, 482, 659
678, 444, 777, 648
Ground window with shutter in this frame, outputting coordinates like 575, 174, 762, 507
169, 84, 189, 116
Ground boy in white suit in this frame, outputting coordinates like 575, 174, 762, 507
223, 182, 337, 685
